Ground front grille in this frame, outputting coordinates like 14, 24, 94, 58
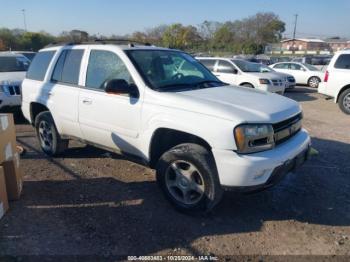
271, 79, 284, 86
6, 85, 21, 96
273, 113, 302, 145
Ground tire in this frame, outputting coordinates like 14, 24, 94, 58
338, 88, 350, 115
308, 76, 321, 88
241, 83, 254, 88
34, 111, 68, 156
156, 143, 223, 214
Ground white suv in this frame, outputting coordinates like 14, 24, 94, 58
0, 52, 30, 110
21, 42, 311, 213
196, 57, 285, 94
318, 50, 350, 114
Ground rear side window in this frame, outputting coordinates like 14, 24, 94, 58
290, 63, 302, 70
273, 63, 288, 69
27, 51, 55, 81
51, 49, 84, 85
334, 54, 350, 69
199, 59, 216, 71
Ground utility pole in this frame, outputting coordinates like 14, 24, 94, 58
292, 14, 298, 52
21, 9, 27, 32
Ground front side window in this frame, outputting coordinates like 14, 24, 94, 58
232, 60, 261, 73
199, 59, 216, 71
51, 49, 84, 85
27, 51, 55, 81
217, 60, 235, 74
334, 54, 350, 69
85, 50, 133, 90
126, 50, 223, 91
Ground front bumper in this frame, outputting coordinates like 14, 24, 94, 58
259, 84, 285, 94
0, 92, 21, 110
224, 146, 310, 193
212, 129, 311, 188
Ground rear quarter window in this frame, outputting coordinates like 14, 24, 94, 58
27, 51, 56, 81
334, 54, 350, 69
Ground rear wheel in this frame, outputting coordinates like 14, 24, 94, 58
338, 89, 350, 115
156, 143, 223, 214
308, 76, 320, 88
35, 111, 68, 156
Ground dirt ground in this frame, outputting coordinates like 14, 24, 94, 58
0, 87, 350, 260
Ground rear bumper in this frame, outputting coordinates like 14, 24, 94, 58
318, 82, 335, 101
0, 93, 21, 110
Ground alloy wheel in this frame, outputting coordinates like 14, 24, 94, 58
38, 120, 53, 151
165, 160, 205, 205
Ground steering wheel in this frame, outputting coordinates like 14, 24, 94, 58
171, 73, 184, 80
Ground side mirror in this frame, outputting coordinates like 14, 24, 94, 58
103, 79, 139, 98
233, 69, 238, 74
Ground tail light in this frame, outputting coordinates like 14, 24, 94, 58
324, 70, 329, 82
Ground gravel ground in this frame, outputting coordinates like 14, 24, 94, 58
0, 86, 349, 260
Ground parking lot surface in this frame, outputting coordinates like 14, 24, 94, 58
0, 87, 350, 258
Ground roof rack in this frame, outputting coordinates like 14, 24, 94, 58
44, 39, 153, 48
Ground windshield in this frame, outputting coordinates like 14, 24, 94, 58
0, 56, 30, 72
126, 50, 224, 91
232, 59, 262, 73
302, 63, 319, 71
258, 64, 274, 73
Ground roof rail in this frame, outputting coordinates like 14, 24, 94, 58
44, 42, 76, 48
93, 38, 152, 47
43, 39, 153, 49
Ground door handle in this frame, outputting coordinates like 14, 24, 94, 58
82, 98, 92, 105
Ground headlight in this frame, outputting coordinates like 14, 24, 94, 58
259, 79, 271, 85
234, 124, 274, 153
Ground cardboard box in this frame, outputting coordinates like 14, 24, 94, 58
0, 167, 9, 220
2, 153, 23, 200
0, 114, 17, 163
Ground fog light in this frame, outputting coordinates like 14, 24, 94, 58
254, 169, 271, 180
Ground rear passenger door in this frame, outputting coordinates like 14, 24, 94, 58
47, 48, 85, 138
78, 48, 142, 156
289, 63, 307, 84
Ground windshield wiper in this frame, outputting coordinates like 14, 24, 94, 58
155, 83, 193, 91
193, 80, 225, 89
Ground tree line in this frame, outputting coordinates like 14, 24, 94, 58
0, 12, 285, 55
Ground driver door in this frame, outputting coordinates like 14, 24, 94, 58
78, 48, 142, 156
215, 60, 238, 85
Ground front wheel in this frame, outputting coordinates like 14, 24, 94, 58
35, 111, 68, 156
338, 89, 350, 115
156, 143, 223, 214
308, 76, 320, 88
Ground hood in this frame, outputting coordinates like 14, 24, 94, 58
0, 71, 26, 83
244, 72, 284, 80
151, 85, 301, 124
